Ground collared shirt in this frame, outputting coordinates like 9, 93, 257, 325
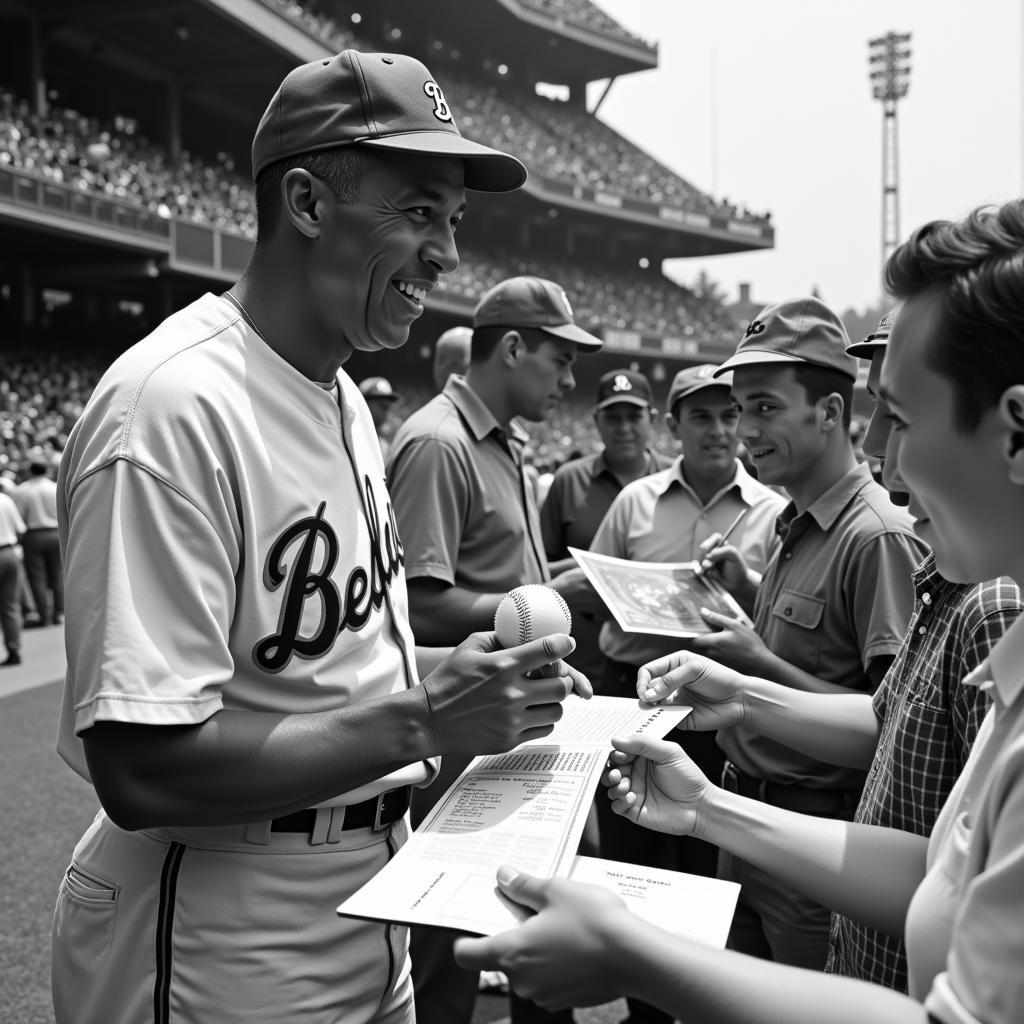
13, 474, 59, 529
540, 448, 673, 683
0, 492, 26, 545
539, 449, 673, 562
719, 463, 927, 790
387, 375, 548, 595
901, 609, 1024, 1023
590, 458, 787, 667
827, 556, 1021, 992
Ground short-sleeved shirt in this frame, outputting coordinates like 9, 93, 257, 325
539, 449, 673, 683
903, 609, 1024, 1022
719, 462, 927, 790
827, 558, 1021, 991
387, 375, 548, 594
13, 475, 59, 529
590, 458, 787, 668
539, 450, 673, 562
0, 492, 26, 545
56, 292, 432, 803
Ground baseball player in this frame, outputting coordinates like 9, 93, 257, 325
50, 50, 577, 1024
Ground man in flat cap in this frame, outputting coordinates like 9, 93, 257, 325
359, 375, 401, 459
689, 297, 926, 969
52, 51, 580, 1024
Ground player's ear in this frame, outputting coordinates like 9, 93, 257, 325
280, 168, 333, 240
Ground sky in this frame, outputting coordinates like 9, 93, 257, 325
587, 0, 1021, 313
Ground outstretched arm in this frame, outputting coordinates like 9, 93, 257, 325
454, 869, 928, 1024
606, 734, 926, 938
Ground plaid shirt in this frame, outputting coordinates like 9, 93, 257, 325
826, 554, 1022, 991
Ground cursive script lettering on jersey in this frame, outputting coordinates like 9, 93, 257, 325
253, 479, 405, 672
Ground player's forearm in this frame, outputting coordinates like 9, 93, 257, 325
408, 585, 503, 645
698, 788, 927, 937
742, 678, 880, 769
83, 687, 437, 830
614, 915, 925, 1024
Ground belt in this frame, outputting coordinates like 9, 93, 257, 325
270, 786, 411, 834
721, 761, 857, 815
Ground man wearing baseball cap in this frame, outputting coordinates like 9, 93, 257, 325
687, 297, 926, 970
358, 375, 401, 459
387, 274, 599, 1024
52, 51, 581, 1024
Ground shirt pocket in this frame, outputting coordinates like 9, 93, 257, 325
770, 588, 825, 673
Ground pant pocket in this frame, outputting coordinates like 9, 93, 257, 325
52, 863, 119, 1019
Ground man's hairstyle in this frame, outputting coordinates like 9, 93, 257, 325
254, 146, 372, 242
791, 363, 853, 430
470, 326, 547, 362
884, 200, 1024, 433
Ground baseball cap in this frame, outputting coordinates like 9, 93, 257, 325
359, 376, 400, 401
472, 276, 603, 352
251, 50, 526, 192
667, 364, 731, 414
594, 370, 654, 411
846, 309, 897, 358
714, 297, 857, 381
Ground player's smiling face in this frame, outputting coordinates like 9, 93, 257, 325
311, 151, 466, 359
667, 389, 738, 476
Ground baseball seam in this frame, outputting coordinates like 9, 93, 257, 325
512, 590, 531, 645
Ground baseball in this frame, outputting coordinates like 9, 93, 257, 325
495, 585, 572, 678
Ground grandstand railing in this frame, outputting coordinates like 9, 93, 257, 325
0, 166, 172, 249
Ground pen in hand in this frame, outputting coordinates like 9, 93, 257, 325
694, 509, 748, 576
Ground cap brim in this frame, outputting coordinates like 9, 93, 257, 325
669, 381, 731, 408
538, 322, 603, 352
713, 350, 808, 376
364, 393, 400, 401
845, 338, 888, 358
595, 395, 650, 411
360, 132, 527, 192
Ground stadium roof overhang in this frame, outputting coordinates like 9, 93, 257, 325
366, 0, 658, 86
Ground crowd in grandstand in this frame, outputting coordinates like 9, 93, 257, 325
519, 0, 653, 47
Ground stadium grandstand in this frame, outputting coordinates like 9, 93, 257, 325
0, 0, 775, 480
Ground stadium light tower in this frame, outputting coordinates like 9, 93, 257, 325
868, 31, 912, 268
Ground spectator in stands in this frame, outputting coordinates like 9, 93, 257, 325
13, 451, 62, 626
432, 325, 473, 391
358, 376, 401, 460
0, 485, 26, 666
689, 299, 925, 970
387, 275, 600, 1024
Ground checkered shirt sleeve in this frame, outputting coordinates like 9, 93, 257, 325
827, 563, 1022, 991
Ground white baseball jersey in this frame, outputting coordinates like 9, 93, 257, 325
56, 292, 434, 800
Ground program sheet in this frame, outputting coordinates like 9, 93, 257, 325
338, 695, 693, 934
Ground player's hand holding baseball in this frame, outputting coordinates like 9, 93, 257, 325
637, 650, 749, 732
603, 734, 712, 838
420, 631, 578, 755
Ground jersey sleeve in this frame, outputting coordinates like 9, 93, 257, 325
63, 459, 238, 733
388, 436, 470, 586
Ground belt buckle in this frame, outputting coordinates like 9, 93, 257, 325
372, 792, 388, 832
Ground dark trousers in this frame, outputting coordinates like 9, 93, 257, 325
22, 528, 62, 622
0, 547, 22, 652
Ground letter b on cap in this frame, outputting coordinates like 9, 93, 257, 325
423, 81, 452, 122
